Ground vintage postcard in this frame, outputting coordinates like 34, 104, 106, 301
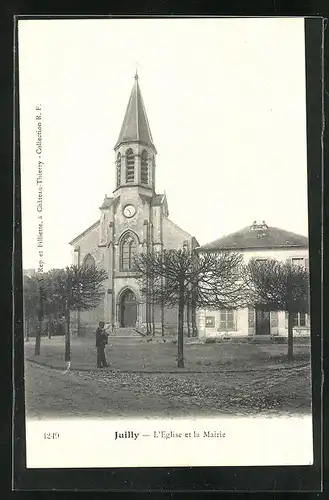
17, 17, 316, 472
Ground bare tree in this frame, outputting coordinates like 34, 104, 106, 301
46, 265, 107, 363
244, 258, 309, 360
134, 249, 245, 368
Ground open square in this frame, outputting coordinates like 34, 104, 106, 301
25, 336, 312, 419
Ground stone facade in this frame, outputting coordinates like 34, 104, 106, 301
69, 74, 197, 334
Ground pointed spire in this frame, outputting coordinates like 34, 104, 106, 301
115, 74, 156, 151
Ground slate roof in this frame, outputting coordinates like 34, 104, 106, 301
99, 196, 114, 209
69, 220, 100, 246
151, 194, 165, 206
115, 73, 156, 151
198, 222, 308, 251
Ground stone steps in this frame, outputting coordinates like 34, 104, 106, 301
110, 328, 143, 338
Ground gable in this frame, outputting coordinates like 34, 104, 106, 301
69, 220, 100, 246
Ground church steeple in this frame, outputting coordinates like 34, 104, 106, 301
115, 74, 156, 153
114, 75, 157, 195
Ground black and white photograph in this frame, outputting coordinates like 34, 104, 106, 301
18, 17, 315, 469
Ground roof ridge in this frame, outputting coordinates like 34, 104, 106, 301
135, 79, 139, 141
69, 220, 100, 245
166, 218, 194, 239
199, 224, 308, 251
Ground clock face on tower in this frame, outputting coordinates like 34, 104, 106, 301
123, 204, 136, 218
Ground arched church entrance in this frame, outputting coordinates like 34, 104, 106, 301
120, 289, 137, 327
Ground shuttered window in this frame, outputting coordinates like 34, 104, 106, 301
248, 307, 255, 334
292, 312, 307, 327
141, 150, 149, 184
270, 311, 278, 335
219, 309, 235, 330
125, 149, 135, 183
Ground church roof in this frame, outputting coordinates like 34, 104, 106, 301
115, 73, 156, 151
198, 221, 308, 251
69, 220, 100, 246
151, 194, 165, 206
99, 196, 114, 209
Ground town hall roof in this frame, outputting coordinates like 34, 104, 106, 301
115, 72, 156, 152
198, 221, 308, 251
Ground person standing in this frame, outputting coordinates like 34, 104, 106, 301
95, 321, 109, 368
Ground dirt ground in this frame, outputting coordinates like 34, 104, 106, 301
25, 352, 312, 419
24, 335, 311, 372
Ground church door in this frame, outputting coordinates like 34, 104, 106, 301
255, 306, 270, 335
120, 289, 137, 327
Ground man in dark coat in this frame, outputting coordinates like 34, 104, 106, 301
95, 321, 109, 368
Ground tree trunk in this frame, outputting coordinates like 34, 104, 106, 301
177, 289, 185, 368
152, 302, 155, 336
191, 271, 198, 337
146, 300, 151, 336
146, 277, 151, 335
191, 300, 198, 338
64, 308, 71, 362
160, 257, 165, 336
77, 308, 81, 337
287, 311, 294, 361
48, 316, 52, 339
161, 292, 165, 337
34, 317, 41, 355
187, 299, 191, 337
150, 269, 155, 336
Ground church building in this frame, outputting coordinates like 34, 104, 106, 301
69, 74, 198, 334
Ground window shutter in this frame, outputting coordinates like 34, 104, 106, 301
270, 311, 278, 335
248, 308, 255, 334
292, 313, 299, 327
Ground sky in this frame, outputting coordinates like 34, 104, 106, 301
18, 18, 308, 271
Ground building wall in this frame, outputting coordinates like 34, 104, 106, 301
70, 223, 109, 335
198, 246, 310, 339
241, 247, 309, 264
162, 218, 193, 250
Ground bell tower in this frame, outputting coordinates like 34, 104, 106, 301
113, 72, 157, 198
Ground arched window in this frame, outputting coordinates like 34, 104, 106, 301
83, 254, 95, 268
116, 153, 121, 186
120, 233, 137, 271
141, 150, 148, 184
125, 149, 135, 183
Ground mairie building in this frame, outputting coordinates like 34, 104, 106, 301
69, 74, 198, 334
196, 221, 310, 340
